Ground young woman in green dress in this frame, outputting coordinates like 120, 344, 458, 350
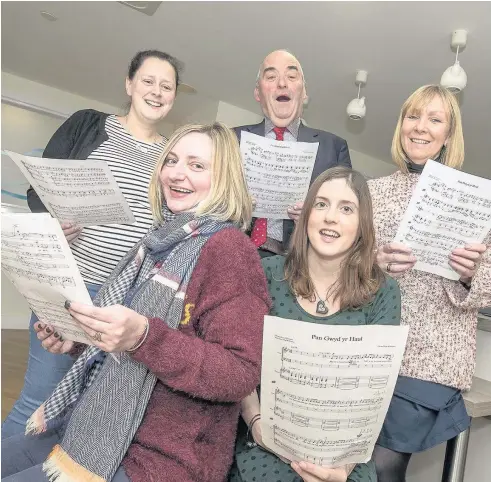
230, 167, 401, 482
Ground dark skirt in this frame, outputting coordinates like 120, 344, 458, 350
229, 428, 377, 482
376, 376, 471, 453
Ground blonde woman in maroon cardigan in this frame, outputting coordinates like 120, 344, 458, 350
368, 85, 490, 482
1, 123, 270, 482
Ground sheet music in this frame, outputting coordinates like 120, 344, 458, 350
261, 317, 408, 467
394, 160, 491, 280
240, 132, 318, 219
6, 151, 135, 227
1, 213, 93, 344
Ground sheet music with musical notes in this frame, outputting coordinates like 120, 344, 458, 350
6, 151, 135, 227
240, 132, 319, 219
1, 213, 94, 344
261, 317, 408, 467
394, 160, 491, 280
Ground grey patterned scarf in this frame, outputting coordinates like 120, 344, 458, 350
26, 210, 231, 482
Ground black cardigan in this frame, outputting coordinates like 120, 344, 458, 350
26, 109, 110, 213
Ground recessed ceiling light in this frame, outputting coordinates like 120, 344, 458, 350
118, 2, 162, 16
40, 11, 58, 21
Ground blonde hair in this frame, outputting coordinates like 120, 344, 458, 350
149, 122, 252, 230
391, 84, 464, 173
285, 167, 384, 311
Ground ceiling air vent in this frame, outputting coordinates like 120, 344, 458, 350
118, 2, 162, 16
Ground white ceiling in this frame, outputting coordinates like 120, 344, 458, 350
2, 1, 490, 178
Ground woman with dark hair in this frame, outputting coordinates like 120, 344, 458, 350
369, 85, 490, 482
231, 167, 401, 482
2, 50, 182, 438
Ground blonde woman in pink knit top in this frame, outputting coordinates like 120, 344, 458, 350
367, 85, 490, 482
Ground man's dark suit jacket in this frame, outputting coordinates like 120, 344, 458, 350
234, 120, 352, 249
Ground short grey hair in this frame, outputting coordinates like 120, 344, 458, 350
255, 49, 306, 88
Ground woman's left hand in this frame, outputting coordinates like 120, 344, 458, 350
291, 461, 352, 482
291, 461, 354, 482
66, 301, 147, 352
448, 243, 487, 283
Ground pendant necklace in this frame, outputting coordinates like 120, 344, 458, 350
312, 287, 329, 315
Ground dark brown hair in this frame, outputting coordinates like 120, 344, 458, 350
128, 50, 182, 87
284, 166, 384, 310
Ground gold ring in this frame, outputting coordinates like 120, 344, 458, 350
92, 332, 102, 342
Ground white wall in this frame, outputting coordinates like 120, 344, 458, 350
1, 104, 68, 329
1, 103, 64, 204
2, 72, 119, 117
216, 100, 263, 127
349, 149, 397, 179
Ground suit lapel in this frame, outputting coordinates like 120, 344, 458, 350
245, 120, 266, 136
297, 123, 318, 143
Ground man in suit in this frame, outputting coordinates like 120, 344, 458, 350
235, 49, 352, 258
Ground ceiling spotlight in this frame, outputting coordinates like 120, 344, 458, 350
40, 11, 58, 21
347, 70, 367, 120
440, 29, 468, 93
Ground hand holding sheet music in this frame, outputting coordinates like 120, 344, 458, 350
394, 160, 491, 280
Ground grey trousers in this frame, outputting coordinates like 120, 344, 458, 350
1, 428, 130, 481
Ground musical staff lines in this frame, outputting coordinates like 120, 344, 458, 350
274, 405, 378, 431
274, 389, 383, 414
280, 368, 388, 390
47, 202, 133, 225
26, 297, 90, 341
21, 162, 110, 188
273, 425, 371, 464
2, 265, 75, 287
282, 347, 394, 369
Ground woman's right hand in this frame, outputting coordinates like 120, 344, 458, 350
252, 421, 291, 464
376, 242, 417, 277
61, 222, 82, 244
34, 322, 74, 354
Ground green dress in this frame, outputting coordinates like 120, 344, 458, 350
230, 256, 401, 482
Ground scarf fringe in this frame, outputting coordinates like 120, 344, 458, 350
25, 404, 47, 435
43, 445, 105, 482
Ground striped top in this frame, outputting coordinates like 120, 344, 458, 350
70, 115, 166, 285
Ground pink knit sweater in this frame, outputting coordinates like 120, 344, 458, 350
121, 228, 271, 482
369, 171, 491, 390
